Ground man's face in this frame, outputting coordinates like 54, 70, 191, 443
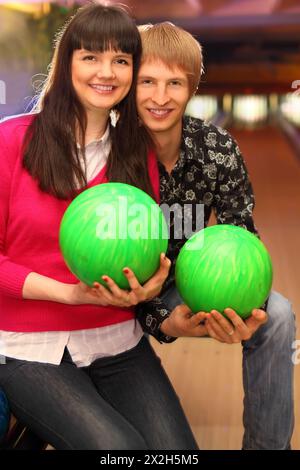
137, 59, 190, 135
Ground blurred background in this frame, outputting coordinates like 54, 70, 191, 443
0, 0, 300, 450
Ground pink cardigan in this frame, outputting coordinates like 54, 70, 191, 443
0, 114, 160, 332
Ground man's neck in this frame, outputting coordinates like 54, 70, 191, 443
151, 124, 182, 173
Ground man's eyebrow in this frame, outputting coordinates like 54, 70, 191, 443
168, 77, 187, 81
139, 72, 186, 78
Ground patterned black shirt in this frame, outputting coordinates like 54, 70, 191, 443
136, 116, 258, 342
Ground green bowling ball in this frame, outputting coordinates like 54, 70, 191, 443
59, 183, 168, 289
175, 224, 273, 319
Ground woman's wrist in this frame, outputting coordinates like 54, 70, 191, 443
22, 272, 76, 305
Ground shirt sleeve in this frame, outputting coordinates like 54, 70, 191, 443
135, 297, 177, 343
214, 136, 259, 236
0, 126, 32, 298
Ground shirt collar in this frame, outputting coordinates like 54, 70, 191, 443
77, 125, 110, 149
181, 115, 205, 163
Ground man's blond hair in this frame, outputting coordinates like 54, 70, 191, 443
139, 22, 203, 95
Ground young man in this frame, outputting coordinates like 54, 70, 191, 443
135, 22, 295, 450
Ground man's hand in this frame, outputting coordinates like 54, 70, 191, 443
160, 304, 208, 338
91, 253, 171, 307
205, 307, 268, 344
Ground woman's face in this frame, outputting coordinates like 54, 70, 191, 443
71, 48, 133, 116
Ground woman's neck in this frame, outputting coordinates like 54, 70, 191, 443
78, 109, 109, 146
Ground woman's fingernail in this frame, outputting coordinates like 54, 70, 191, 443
102, 276, 108, 282
123, 268, 129, 274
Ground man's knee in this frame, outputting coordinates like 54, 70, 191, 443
266, 291, 295, 339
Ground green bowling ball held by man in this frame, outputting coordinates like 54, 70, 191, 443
175, 224, 273, 339
161, 247, 269, 345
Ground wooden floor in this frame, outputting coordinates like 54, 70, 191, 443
151, 125, 300, 450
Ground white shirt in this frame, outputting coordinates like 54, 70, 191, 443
0, 126, 143, 366
77, 125, 110, 182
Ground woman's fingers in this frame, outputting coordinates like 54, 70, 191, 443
91, 252, 172, 306
122, 268, 143, 292
154, 253, 172, 282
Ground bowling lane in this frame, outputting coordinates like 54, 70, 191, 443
228, 125, 300, 314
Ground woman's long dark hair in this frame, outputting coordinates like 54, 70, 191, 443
23, 3, 154, 199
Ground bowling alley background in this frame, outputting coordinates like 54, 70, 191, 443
1, 0, 300, 450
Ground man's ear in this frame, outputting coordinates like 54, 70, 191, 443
190, 89, 198, 99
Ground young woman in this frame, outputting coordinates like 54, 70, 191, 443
0, 4, 198, 450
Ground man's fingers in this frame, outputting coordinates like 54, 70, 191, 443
251, 309, 268, 324
207, 313, 233, 342
175, 309, 208, 337
245, 309, 268, 332
189, 311, 207, 327
210, 309, 240, 336
205, 319, 225, 343
175, 304, 193, 317
223, 308, 249, 335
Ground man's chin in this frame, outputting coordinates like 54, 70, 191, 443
143, 122, 171, 133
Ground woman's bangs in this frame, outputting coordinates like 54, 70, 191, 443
71, 15, 139, 54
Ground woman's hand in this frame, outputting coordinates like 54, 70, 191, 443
70, 281, 119, 306
91, 253, 171, 307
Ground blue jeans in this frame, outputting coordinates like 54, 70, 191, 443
0, 336, 198, 450
161, 288, 295, 450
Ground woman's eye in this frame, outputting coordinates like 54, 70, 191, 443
115, 59, 129, 65
83, 55, 96, 61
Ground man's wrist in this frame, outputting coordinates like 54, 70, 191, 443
160, 317, 171, 336
160, 316, 178, 339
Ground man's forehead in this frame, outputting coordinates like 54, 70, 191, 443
139, 59, 187, 76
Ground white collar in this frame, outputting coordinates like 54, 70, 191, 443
77, 125, 110, 149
